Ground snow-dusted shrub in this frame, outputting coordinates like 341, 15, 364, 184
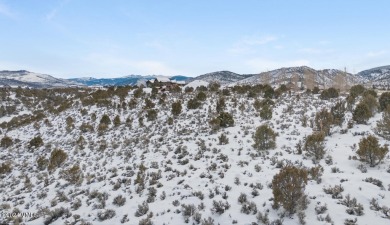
218, 133, 229, 145
308, 165, 324, 183
344, 218, 357, 225
340, 194, 364, 216
256, 211, 269, 225
357, 164, 367, 173
138, 217, 153, 225
113, 195, 126, 207
323, 185, 344, 199
181, 204, 197, 220
201, 217, 215, 225
315, 203, 328, 215
363, 177, 384, 188
240, 201, 257, 215
71, 198, 82, 210
135, 202, 149, 217
210, 200, 230, 215
172, 200, 180, 207
238, 193, 247, 204
192, 191, 204, 200
61, 164, 83, 185
97, 209, 116, 221
298, 211, 306, 225
146, 187, 157, 203
44, 207, 71, 225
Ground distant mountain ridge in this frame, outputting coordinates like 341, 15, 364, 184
2, 65, 390, 88
187, 71, 252, 85
234, 66, 361, 88
0, 70, 80, 88
357, 65, 390, 89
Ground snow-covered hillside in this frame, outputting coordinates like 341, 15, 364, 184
0, 70, 80, 88
188, 71, 247, 85
358, 66, 390, 89
234, 66, 362, 89
0, 84, 390, 225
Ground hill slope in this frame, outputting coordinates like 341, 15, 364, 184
0, 87, 389, 225
188, 71, 247, 85
235, 66, 361, 89
0, 70, 80, 88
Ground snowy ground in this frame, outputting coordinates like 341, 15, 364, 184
0, 87, 389, 225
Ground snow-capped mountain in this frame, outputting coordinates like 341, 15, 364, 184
69, 75, 191, 87
234, 66, 362, 88
357, 65, 390, 89
188, 71, 250, 85
0, 70, 80, 88
358, 65, 390, 80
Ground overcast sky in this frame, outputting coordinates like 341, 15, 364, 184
0, 0, 389, 78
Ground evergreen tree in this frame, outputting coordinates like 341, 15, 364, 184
331, 101, 346, 126
0, 136, 13, 148
363, 89, 377, 98
272, 166, 308, 214
346, 93, 357, 111
320, 87, 339, 100
304, 132, 326, 161
315, 108, 333, 135
146, 109, 158, 121
218, 112, 234, 128
260, 105, 272, 120
222, 89, 230, 96
171, 101, 182, 116
376, 106, 390, 140
361, 94, 379, 115
48, 149, 68, 171
252, 124, 276, 150
184, 86, 194, 93
379, 92, 390, 111
356, 135, 388, 167
350, 85, 365, 96
133, 87, 144, 98
353, 102, 371, 124
29, 136, 43, 148
196, 91, 207, 101
312, 87, 320, 94
187, 98, 201, 109
208, 82, 221, 92
113, 115, 121, 127
144, 98, 155, 109
209, 112, 235, 131
216, 97, 226, 113
263, 85, 275, 99
100, 114, 111, 125
253, 99, 262, 112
